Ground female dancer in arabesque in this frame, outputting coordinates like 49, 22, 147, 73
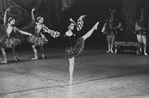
64, 16, 99, 84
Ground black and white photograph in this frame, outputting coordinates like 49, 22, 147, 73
0, 0, 149, 98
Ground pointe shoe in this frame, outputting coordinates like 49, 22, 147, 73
106, 50, 110, 53
144, 53, 148, 56
42, 56, 45, 59
111, 50, 114, 53
93, 22, 99, 30
1, 60, 7, 64
31, 57, 38, 60
41, 54, 45, 59
14, 58, 20, 61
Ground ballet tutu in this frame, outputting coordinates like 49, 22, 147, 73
28, 34, 48, 46
65, 37, 85, 58
0, 35, 21, 48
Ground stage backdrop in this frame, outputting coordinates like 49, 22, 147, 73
62, 0, 74, 12
0, 0, 74, 28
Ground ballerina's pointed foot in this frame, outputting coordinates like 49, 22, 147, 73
94, 22, 99, 30
42, 56, 45, 59
144, 53, 148, 56
42, 54, 45, 59
14, 58, 20, 62
106, 50, 110, 53
1, 60, 7, 64
31, 57, 38, 60
111, 50, 114, 53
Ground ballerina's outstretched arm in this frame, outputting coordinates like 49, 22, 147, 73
76, 15, 86, 31
14, 27, 32, 36
42, 25, 60, 38
19, 30, 32, 36
31, 8, 36, 24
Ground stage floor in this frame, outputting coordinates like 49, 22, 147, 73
0, 47, 149, 98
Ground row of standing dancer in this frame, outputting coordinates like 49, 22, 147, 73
0, 8, 99, 85
102, 8, 148, 56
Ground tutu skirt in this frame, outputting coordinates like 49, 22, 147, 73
65, 37, 85, 58
0, 35, 21, 48
28, 35, 48, 46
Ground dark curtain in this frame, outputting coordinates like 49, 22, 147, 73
122, 0, 138, 41
62, 0, 74, 12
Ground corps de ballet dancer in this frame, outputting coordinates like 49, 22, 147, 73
28, 8, 60, 60
64, 15, 99, 85
0, 8, 32, 63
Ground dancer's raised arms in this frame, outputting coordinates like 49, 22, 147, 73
3, 8, 10, 24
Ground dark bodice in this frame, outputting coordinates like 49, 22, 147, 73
32, 22, 44, 37
138, 18, 148, 29
64, 31, 78, 47
65, 36, 75, 47
106, 18, 119, 29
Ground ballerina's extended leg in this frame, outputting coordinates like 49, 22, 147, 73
82, 22, 99, 41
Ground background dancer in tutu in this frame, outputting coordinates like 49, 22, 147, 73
28, 8, 60, 60
0, 8, 32, 63
64, 16, 99, 85
102, 9, 122, 53
135, 8, 148, 56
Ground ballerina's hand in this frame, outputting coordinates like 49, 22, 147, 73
6, 8, 10, 11
69, 18, 74, 22
80, 15, 86, 19
32, 8, 35, 12
55, 32, 60, 38
82, 15, 86, 18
